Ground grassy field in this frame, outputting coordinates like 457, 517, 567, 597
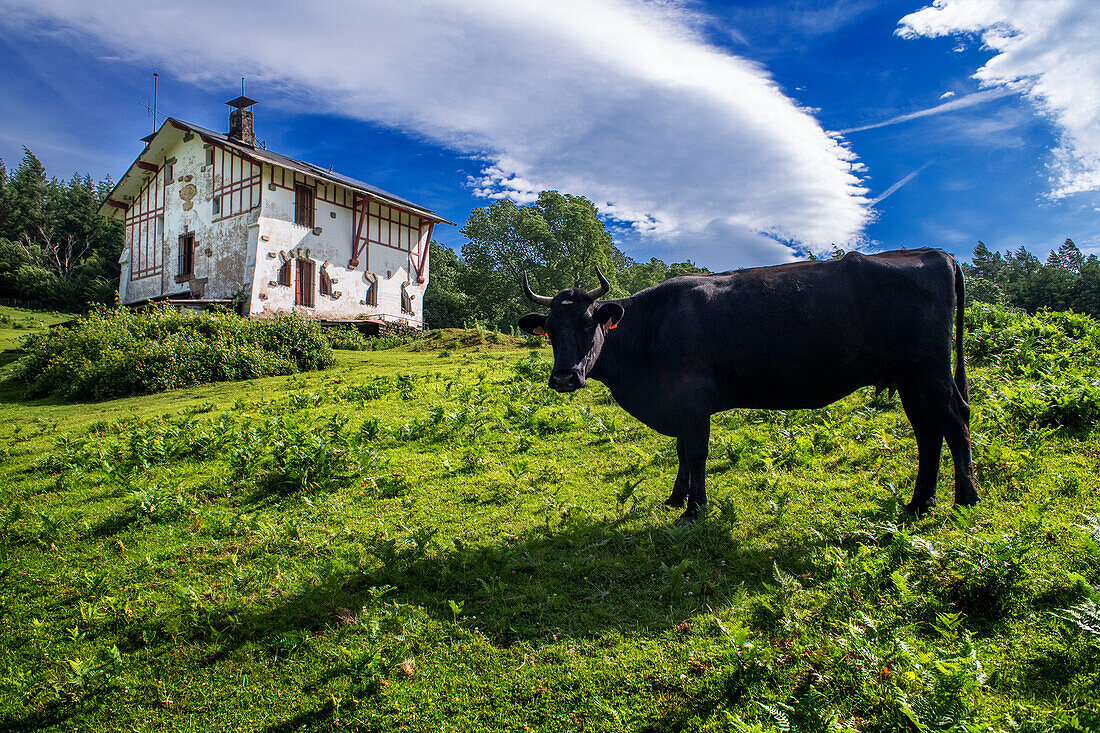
0, 305, 1098, 731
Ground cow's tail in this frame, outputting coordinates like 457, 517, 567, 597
953, 256, 970, 412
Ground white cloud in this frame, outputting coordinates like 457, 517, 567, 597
939, 91, 955, 100
898, 0, 1100, 198
0, 0, 870, 263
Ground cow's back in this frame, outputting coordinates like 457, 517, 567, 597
625, 249, 957, 410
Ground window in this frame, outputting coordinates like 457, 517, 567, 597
295, 259, 315, 307
294, 184, 315, 227
278, 260, 292, 286
205, 146, 214, 166
178, 233, 194, 277
319, 268, 333, 297
212, 197, 221, 216
165, 161, 174, 181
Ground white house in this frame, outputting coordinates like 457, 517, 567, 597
98, 97, 452, 327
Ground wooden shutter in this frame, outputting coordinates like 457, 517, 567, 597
278, 260, 291, 286
294, 184, 315, 227
295, 259, 315, 307
319, 268, 332, 297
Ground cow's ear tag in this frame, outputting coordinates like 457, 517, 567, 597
604, 320, 618, 331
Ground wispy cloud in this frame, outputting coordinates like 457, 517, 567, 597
0, 0, 871, 265
898, 0, 1100, 199
870, 161, 934, 205
837, 87, 1017, 134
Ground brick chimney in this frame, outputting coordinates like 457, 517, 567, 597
226, 95, 257, 146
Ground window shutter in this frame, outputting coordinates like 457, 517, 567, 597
295, 259, 316, 307
306, 261, 315, 306
295, 184, 315, 227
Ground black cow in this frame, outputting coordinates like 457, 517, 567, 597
517, 249, 978, 524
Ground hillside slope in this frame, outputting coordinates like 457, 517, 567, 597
1, 306, 1098, 731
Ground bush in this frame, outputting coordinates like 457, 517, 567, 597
323, 326, 418, 351
966, 303, 1100, 434
10, 305, 335, 401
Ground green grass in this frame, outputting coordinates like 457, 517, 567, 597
0, 305, 72, 359
1, 307, 1098, 731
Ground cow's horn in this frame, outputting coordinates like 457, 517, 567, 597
586, 265, 610, 300
522, 271, 554, 306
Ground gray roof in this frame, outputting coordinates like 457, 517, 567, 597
100, 117, 454, 225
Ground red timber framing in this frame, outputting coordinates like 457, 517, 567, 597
126, 164, 165, 280
410, 222, 434, 284
348, 194, 372, 268
348, 196, 433, 279
210, 144, 261, 222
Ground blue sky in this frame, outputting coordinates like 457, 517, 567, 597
1, 0, 1097, 270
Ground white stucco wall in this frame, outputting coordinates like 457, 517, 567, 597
122, 130, 259, 305
247, 166, 428, 325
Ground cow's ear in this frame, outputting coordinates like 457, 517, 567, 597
594, 302, 624, 331
518, 313, 548, 336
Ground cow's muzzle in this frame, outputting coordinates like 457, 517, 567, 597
549, 372, 584, 392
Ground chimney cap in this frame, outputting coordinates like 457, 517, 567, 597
225, 95, 257, 109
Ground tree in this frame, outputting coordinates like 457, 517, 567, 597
459, 191, 618, 330
422, 242, 468, 329
965, 241, 1007, 284
0, 149, 122, 310
1049, 238, 1084, 274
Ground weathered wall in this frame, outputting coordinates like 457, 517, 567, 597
247, 166, 428, 324
121, 130, 260, 305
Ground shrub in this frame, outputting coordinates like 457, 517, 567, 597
10, 305, 335, 401
324, 325, 419, 351
966, 304, 1100, 434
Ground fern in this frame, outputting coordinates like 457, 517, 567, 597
757, 702, 792, 733
1052, 599, 1100, 637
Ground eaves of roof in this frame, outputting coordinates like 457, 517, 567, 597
98, 117, 455, 226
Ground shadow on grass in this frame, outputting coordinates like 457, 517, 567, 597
111, 507, 855, 662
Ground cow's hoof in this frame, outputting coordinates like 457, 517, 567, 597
905, 498, 934, 515
663, 494, 686, 510
954, 489, 980, 507
674, 508, 701, 526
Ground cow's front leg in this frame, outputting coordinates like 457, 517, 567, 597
664, 437, 687, 509
676, 421, 710, 525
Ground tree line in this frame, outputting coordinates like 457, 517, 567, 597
962, 239, 1100, 317
0, 149, 123, 310
3, 150, 1094, 322
425, 189, 1100, 329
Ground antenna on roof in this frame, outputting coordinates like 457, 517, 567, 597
152, 73, 159, 133
138, 72, 164, 138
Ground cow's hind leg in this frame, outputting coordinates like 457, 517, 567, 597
676, 421, 710, 525
664, 437, 688, 509
899, 384, 945, 513
945, 382, 979, 506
